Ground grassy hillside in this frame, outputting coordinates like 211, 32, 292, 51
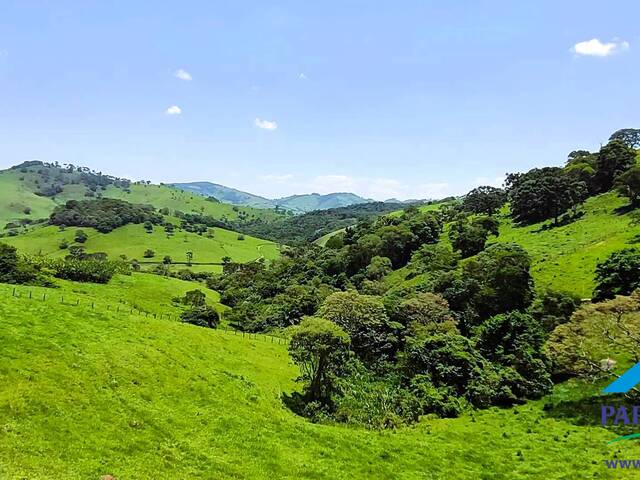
3, 223, 280, 271
493, 193, 640, 298
386, 193, 639, 299
0, 162, 281, 230
0, 281, 635, 479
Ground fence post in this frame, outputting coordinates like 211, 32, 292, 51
61, 296, 64, 304
76, 299, 80, 306
29, 291, 32, 299
43, 293, 46, 302
12, 288, 15, 297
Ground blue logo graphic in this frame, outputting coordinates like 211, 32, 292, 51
602, 362, 640, 394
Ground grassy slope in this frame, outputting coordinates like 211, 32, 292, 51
3, 224, 280, 270
0, 166, 281, 230
0, 280, 635, 479
494, 193, 640, 298
387, 193, 639, 298
0, 169, 56, 226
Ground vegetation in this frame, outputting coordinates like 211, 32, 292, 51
50, 198, 163, 233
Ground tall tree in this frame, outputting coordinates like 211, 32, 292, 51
506, 167, 587, 225
595, 140, 637, 192
609, 128, 640, 149
615, 166, 640, 208
462, 186, 507, 215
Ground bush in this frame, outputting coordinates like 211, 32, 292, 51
143, 249, 155, 258
180, 306, 219, 328
593, 248, 640, 301
0, 243, 38, 284
37, 257, 126, 283
74, 230, 88, 243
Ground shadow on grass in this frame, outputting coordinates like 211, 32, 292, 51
533, 211, 585, 233
614, 203, 637, 216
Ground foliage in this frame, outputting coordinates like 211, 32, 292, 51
74, 229, 88, 243
615, 165, 640, 208
289, 317, 351, 403
593, 248, 640, 300
462, 186, 507, 215
50, 198, 163, 233
506, 167, 587, 225
609, 128, 640, 149
546, 291, 640, 378
180, 305, 219, 328
319, 291, 398, 366
594, 140, 637, 193
448, 215, 499, 258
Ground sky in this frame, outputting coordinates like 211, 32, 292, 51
0, 1, 639, 201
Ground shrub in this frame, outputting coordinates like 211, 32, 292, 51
74, 230, 88, 243
180, 306, 219, 328
143, 249, 155, 258
593, 248, 640, 301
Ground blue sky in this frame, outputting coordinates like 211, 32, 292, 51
0, 1, 638, 200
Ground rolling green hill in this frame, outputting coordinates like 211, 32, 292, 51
0, 279, 633, 479
2, 223, 280, 272
493, 192, 640, 298
0, 162, 282, 231
386, 193, 640, 299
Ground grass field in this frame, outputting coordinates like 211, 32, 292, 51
2, 223, 280, 271
0, 280, 637, 479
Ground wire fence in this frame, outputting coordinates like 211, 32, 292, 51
2, 285, 289, 346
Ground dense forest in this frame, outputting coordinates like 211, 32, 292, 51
205, 128, 640, 427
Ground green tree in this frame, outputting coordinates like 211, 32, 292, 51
289, 317, 350, 403
464, 243, 534, 320
143, 249, 155, 258
506, 168, 587, 225
475, 311, 552, 399
183, 289, 206, 307
593, 248, 640, 300
615, 166, 640, 208
319, 291, 397, 364
462, 186, 507, 215
398, 293, 458, 337
609, 128, 640, 149
186, 251, 194, 266
162, 255, 172, 265
595, 140, 637, 192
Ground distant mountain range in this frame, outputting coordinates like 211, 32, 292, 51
171, 182, 375, 213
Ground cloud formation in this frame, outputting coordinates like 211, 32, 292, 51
255, 118, 278, 130
165, 105, 182, 115
174, 69, 192, 81
572, 38, 629, 57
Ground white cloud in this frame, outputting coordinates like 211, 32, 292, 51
165, 105, 182, 115
259, 174, 294, 182
255, 118, 278, 130
174, 69, 192, 81
299, 73, 308, 80
572, 38, 629, 57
